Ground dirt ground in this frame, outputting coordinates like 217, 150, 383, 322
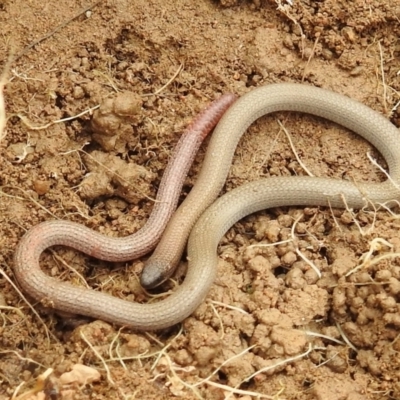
0, 0, 400, 399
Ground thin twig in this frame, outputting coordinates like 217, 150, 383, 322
143, 63, 184, 97
14, 2, 101, 61
17, 104, 100, 131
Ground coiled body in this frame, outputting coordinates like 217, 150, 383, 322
14, 84, 400, 330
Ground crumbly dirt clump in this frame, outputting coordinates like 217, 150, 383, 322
0, 1, 399, 399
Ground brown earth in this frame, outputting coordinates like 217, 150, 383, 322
1, 1, 400, 399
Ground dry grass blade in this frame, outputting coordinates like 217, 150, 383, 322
0, 266, 54, 344
335, 322, 358, 352
247, 213, 322, 278
0, 186, 59, 219
11, 368, 54, 400
0, 49, 13, 143
80, 330, 115, 385
345, 237, 394, 277
278, 119, 314, 177
224, 344, 313, 400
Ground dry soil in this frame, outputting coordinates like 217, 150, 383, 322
1, 1, 400, 399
